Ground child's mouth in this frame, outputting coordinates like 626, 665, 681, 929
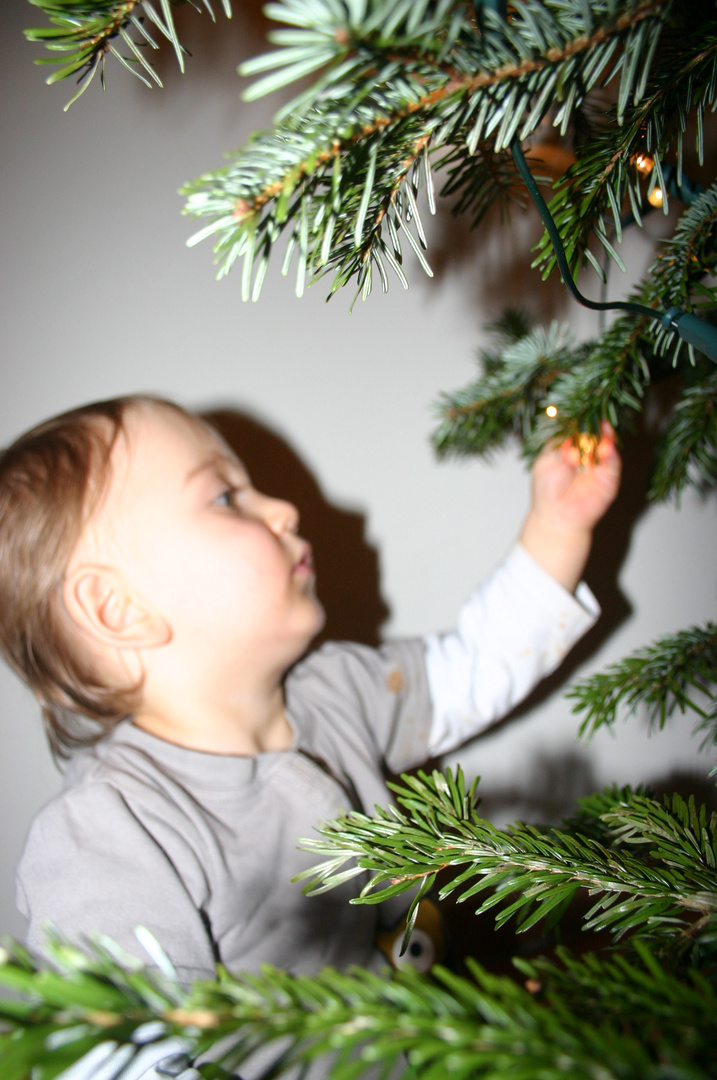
294, 544, 314, 575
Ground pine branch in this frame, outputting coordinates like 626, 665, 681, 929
25, 0, 232, 107
644, 184, 717, 315
239, 0, 472, 112
641, 183, 717, 380
516, 938, 717, 1032
27, 0, 716, 311
532, 20, 717, 284
425, 141, 534, 229
433, 309, 717, 493
1, 933, 716, 1080
240, 0, 671, 125
183, 103, 441, 302
432, 250, 717, 496
180, 0, 679, 300
297, 768, 717, 948
568, 623, 717, 746
432, 314, 580, 458
432, 308, 657, 463
649, 371, 717, 500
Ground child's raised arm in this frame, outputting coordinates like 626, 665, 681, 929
518, 423, 622, 594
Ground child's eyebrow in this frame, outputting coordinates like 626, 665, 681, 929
184, 452, 244, 488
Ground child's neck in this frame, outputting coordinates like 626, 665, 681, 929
131, 683, 294, 756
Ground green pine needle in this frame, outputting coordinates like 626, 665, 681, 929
296, 768, 717, 948
25, 0, 232, 104
1, 928, 716, 1080
569, 623, 717, 741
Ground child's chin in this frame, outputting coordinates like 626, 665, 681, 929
307, 602, 327, 642
305, 599, 327, 643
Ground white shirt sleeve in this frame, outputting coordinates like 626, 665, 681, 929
424, 543, 599, 756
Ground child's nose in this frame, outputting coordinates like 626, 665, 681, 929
260, 494, 299, 535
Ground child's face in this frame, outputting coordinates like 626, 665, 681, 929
75, 403, 325, 683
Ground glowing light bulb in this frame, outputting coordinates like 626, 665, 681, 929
633, 152, 654, 176
576, 432, 599, 466
545, 404, 558, 418
647, 186, 664, 208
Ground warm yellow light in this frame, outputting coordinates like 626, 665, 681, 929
633, 152, 654, 177
576, 432, 599, 466
545, 404, 558, 418
647, 186, 664, 208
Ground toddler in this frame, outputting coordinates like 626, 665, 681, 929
0, 394, 620, 986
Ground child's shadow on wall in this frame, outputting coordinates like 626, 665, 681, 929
202, 407, 390, 648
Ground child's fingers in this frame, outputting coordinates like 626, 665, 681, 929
560, 438, 582, 468
596, 424, 622, 476
598, 421, 622, 456
567, 423, 620, 470
536, 423, 621, 473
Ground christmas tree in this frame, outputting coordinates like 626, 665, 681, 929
1, 1, 716, 1077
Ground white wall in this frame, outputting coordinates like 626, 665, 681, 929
1, 0, 714, 944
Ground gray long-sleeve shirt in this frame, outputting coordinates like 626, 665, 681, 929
16, 546, 598, 983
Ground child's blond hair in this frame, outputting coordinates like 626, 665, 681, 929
0, 394, 188, 758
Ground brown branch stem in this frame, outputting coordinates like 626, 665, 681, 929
233, 0, 669, 221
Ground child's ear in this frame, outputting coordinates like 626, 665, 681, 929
63, 566, 171, 650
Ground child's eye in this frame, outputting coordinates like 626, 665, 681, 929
215, 488, 242, 509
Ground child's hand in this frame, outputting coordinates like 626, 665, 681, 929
531, 422, 622, 533
518, 423, 622, 593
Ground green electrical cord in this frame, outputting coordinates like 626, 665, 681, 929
510, 141, 717, 361
473, 0, 717, 363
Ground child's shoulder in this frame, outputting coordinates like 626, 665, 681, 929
17, 722, 212, 898
285, 637, 433, 775
286, 636, 430, 726
28, 721, 192, 839
288, 636, 428, 692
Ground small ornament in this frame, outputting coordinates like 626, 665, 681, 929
576, 431, 599, 466
376, 897, 445, 974
632, 152, 654, 176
